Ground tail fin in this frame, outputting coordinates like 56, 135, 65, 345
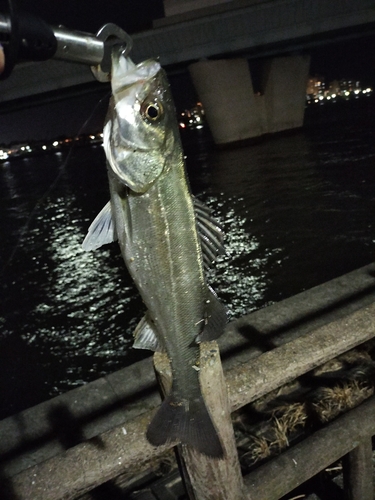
146, 392, 224, 458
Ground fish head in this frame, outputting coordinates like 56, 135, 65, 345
104, 48, 176, 193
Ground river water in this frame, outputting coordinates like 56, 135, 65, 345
0, 98, 374, 419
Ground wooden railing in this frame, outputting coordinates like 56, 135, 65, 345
3, 299, 375, 499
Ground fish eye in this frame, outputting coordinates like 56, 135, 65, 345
141, 101, 163, 122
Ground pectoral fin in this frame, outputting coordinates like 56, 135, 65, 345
82, 201, 117, 251
196, 287, 227, 343
133, 313, 163, 352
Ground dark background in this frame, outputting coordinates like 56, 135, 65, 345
0, 2, 374, 144
17, 0, 165, 34
14, 0, 375, 86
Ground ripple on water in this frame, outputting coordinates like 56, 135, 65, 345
1, 115, 375, 415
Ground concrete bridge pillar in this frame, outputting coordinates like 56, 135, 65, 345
188, 54, 310, 145
189, 58, 266, 145
261, 54, 311, 134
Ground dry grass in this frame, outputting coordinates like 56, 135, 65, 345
312, 380, 374, 423
234, 342, 375, 470
241, 435, 272, 464
237, 401, 308, 467
271, 402, 307, 451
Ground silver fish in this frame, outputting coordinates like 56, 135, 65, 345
83, 47, 227, 457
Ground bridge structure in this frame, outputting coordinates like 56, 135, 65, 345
1, 0, 375, 144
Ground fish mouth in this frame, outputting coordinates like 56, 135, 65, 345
111, 51, 161, 95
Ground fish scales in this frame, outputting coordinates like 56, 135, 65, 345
83, 48, 227, 457
113, 167, 205, 336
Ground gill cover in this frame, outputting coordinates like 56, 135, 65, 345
104, 48, 173, 193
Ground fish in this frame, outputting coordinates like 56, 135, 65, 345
82, 46, 227, 458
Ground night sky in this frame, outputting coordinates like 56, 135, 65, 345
18, 0, 165, 34
309, 34, 375, 87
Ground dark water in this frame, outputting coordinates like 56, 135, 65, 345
1, 99, 374, 419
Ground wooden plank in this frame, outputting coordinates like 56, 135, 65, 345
343, 439, 374, 500
4, 410, 170, 500
243, 395, 375, 500
154, 342, 246, 500
227, 302, 375, 411
5, 303, 375, 499
2, 265, 374, 480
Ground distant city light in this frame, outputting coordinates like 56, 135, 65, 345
3, 82, 374, 163
306, 74, 373, 105
0, 132, 107, 162
179, 102, 206, 130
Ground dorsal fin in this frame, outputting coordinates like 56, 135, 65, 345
82, 201, 117, 251
193, 197, 225, 269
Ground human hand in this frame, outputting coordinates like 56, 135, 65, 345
0, 45, 5, 74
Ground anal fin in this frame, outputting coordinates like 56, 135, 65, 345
133, 313, 163, 352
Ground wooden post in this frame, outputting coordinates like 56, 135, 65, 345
343, 439, 374, 500
153, 341, 246, 500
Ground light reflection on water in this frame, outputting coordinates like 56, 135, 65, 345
27, 194, 144, 391
0, 109, 375, 418
204, 198, 278, 318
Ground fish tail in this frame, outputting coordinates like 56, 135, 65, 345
146, 392, 224, 458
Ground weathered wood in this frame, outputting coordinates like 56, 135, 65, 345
2, 265, 374, 481
154, 342, 246, 500
343, 439, 374, 500
5, 410, 171, 500
243, 395, 375, 500
227, 302, 375, 411
5, 303, 375, 499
